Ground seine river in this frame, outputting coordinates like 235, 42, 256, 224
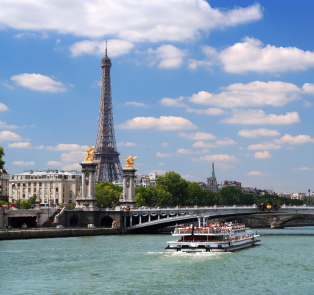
1, 227, 314, 295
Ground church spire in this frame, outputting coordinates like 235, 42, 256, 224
212, 162, 215, 179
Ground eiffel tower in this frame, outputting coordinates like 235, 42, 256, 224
94, 43, 123, 183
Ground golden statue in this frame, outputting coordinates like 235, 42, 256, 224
125, 155, 138, 168
84, 146, 95, 162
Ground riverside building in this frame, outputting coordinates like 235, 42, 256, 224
9, 169, 81, 205
0, 168, 10, 200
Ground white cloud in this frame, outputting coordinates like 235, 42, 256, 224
302, 83, 314, 94
219, 37, 314, 73
60, 151, 84, 163
0, 121, 18, 129
70, 39, 134, 57
182, 174, 193, 179
90, 80, 101, 88
0, 103, 9, 111
293, 167, 313, 171
14, 32, 48, 39
0, 131, 22, 141
156, 152, 171, 157
161, 142, 169, 147
47, 161, 63, 166
150, 170, 167, 175
117, 142, 137, 147
36, 144, 88, 151
186, 107, 225, 116
147, 45, 186, 68
254, 151, 272, 159
195, 149, 211, 154
187, 59, 212, 70
273, 134, 314, 145
1, 82, 14, 89
193, 138, 236, 148
125, 102, 148, 107
222, 109, 300, 125
303, 101, 313, 107
238, 128, 280, 138
178, 132, 216, 140
189, 81, 302, 108
158, 162, 166, 166
160, 96, 187, 108
246, 171, 269, 176
248, 142, 281, 150
11, 73, 67, 92
8, 142, 32, 148
119, 116, 197, 130
176, 148, 193, 154
13, 161, 35, 166
62, 163, 81, 171
0, 2, 262, 42
193, 154, 239, 162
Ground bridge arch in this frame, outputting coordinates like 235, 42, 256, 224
100, 216, 113, 228
69, 215, 79, 227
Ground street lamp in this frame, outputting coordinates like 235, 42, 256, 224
213, 196, 217, 206
308, 189, 311, 206
176, 197, 179, 208
194, 197, 198, 207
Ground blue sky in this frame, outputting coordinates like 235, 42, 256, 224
1, 0, 314, 193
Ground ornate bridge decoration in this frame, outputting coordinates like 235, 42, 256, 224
122, 205, 314, 232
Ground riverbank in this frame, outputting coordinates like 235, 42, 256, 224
0, 228, 123, 240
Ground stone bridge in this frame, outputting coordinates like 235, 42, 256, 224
123, 205, 314, 233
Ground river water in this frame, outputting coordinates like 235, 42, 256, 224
1, 227, 314, 295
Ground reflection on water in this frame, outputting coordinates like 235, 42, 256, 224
0, 228, 314, 295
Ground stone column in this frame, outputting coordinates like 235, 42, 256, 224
139, 214, 142, 224
148, 213, 151, 222
130, 214, 133, 226
158, 213, 160, 220
120, 167, 137, 208
75, 161, 98, 211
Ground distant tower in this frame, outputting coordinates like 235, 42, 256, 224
94, 42, 123, 183
206, 162, 218, 193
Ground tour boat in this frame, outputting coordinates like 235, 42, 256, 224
165, 218, 260, 252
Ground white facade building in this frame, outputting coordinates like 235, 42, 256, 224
9, 169, 81, 205
112, 172, 158, 187
0, 169, 10, 199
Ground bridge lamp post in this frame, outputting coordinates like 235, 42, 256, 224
308, 189, 311, 206
176, 197, 179, 208
152, 197, 156, 208
213, 196, 217, 206
194, 197, 198, 207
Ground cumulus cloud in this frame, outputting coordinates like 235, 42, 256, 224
178, 132, 216, 141
125, 102, 148, 107
293, 167, 313, 171
273, 134, 314, 145
161, 142, 169, 147
187, 59, 212, 70
254, 151, 272, 159
13, 161, 35, 166
215, 163, 235, 171
0, 121, 18, 129
248, 142, 282, 150
189, 81, 302, 108
60, 151, 84, 163
176, 148, 193, 154
36, 144, 88, 151
119, 116, 197, 130
193, 138, 236, 148
193, 154, 239, 162
222, 109, 300, 125
246, 171, 269, 176
0, 1, 262, 42
158, 162, 166, 166
8, 142, 32, 148
145, 45, 186, 68
0, 103, 9, 111
117, 142, 137, 146
160, 96, 187, 108
219, 37, 314, 73
302, 83, 314, 94
0, 131, 22, 141
14, 32, 48, 39
186, 107, 225, 116
70, 39, 134, 57
11, 73, 67, 92
156, 152, 171, 157
238, 128, 280, 138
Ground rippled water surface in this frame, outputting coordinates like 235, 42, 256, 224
1, 227, 314, 295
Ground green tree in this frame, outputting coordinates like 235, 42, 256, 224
156, 171, 189, 206
95, 181, 122, 208
19, 194, 37, 209
218, 186, 242, 205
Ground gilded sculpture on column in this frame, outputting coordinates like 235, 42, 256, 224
84, 146, 95, 162
124, 155, 138, 168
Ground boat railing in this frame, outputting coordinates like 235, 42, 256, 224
174, 226, 250, 235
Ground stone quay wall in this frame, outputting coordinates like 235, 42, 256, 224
0, 228, 123, 241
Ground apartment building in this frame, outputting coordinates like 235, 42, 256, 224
0, 168, 10, 200
9, 169, 81, 205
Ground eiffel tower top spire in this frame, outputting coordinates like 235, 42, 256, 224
94, 44, 123, 183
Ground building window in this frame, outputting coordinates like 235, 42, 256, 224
45, 188, 47, 192
28, 182, 31, 186
50, 182, 53, 186
69, 192, 72, 199
33, 188, 36, 192
45, 182, 48, 187
56, 188, 58, 192
33, 182, 36, 186
28, 194, 31, 198
23, 183, 26, 187
39, 182, 42, 187
69, 200, 72, 204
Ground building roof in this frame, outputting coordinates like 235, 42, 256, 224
12, 169, 81, 177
